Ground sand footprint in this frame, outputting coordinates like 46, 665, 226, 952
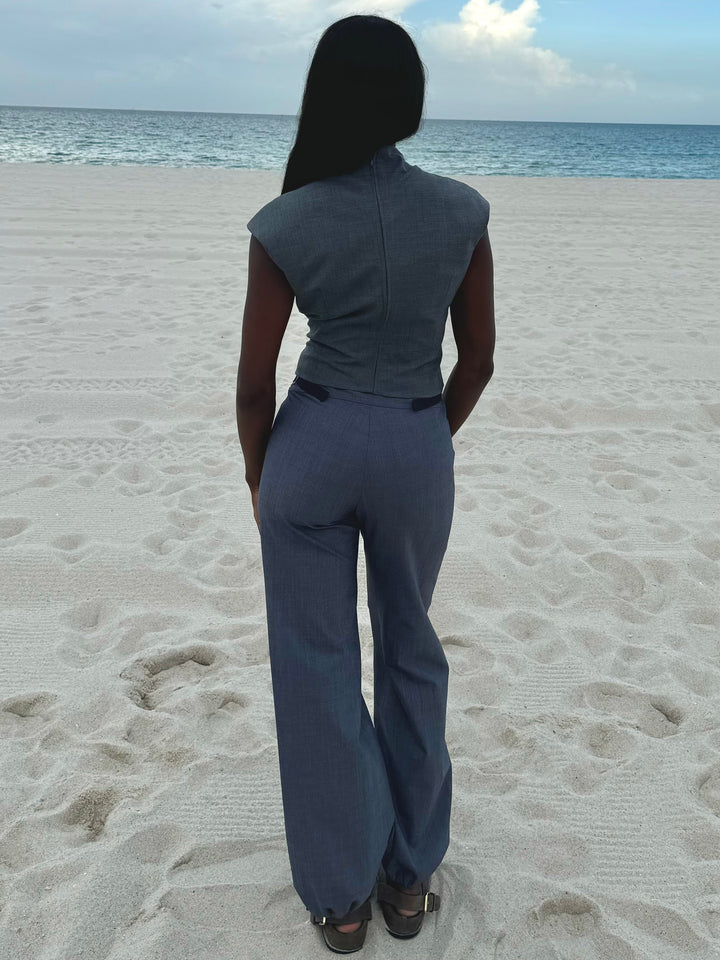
111, 419, 144, 434
490, 518, 517, 537
114, 461, 156, 495
691, 535, 720, 562
643, 514, 688, 543
0, 692, 59, 738
196, 552, 247, 588
508, 526, 557, 567
602, 894, 711, 955
669, 453, 697, 468
696, 763, 720, 817
686, 605, 719, 629
593, 469, 661, 502
529, 498, 554, 515
51, 533, 88, 564
588, 515, 625, 541
581, 680, 684, 738
159, 477, 198, 496
56, 785, 120, 842
0, 517, 31, 541
142, 528, 190, 556
120, 642, 221, 711
167, 509, 208, 532
558, 534, 592, 555
528, 893, 634, 958
580, 721, 638, 760
58, 598, 118, 660
529, 893, 598, 937
583, 551, 645, 601
0, 785, 118, 872
500, 610, 554, 644
52, 533, 86, 551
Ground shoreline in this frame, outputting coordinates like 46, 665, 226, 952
2, 158, 719, 182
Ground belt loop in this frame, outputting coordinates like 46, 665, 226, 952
412, 394, 443, 411
295, 377, 330, 401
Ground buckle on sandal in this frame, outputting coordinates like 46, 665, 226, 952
423, 891, 440, 912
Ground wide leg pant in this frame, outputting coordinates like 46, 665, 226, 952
256, 376, 455, 921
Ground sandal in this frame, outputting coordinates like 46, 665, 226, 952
376, 872, 441, 939
310, 894, 373, 954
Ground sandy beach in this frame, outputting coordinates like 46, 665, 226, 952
0, 161, 718, 959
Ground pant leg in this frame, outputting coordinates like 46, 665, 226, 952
257, 386, 395, 920
356, 399, 455, 888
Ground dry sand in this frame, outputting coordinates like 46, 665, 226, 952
0, 162, 719, 959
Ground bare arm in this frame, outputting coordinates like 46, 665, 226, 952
236, 234, 294, 492
443, 230, 495, 435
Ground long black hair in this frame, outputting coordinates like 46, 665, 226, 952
281, 15, 427, 194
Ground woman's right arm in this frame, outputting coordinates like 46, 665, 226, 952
443, 231, 495, 436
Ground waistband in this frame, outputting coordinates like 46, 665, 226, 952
292, 376, 443, 410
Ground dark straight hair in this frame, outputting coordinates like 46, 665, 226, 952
281, 15, 427, 194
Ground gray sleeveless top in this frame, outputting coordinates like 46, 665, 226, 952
246, 144, 490, 397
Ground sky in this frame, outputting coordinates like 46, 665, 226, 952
0, 0, 717, 124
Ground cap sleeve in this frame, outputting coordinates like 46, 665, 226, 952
247, 200, 287, 274
470, 188, 490, 244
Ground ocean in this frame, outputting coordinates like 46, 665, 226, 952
0, 104, 717, 179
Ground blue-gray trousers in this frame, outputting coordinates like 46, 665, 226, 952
257, 376, 455, 921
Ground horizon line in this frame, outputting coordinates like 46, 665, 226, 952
1, 103, 718, 127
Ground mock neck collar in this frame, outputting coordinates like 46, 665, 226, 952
370, 143, 403, 168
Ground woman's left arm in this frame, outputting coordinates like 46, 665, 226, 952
236, 234, 294, 506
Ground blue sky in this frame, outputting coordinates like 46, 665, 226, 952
0, 1, 717, 123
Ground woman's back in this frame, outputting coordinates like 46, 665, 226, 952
247, 143, 490, 397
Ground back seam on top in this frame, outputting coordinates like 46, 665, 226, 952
369, 159, 391, 393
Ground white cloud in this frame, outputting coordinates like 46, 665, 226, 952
421, 0, 635, 93
456, 0, 540, 45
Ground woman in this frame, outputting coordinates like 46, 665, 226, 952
236, 14, 494, 954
